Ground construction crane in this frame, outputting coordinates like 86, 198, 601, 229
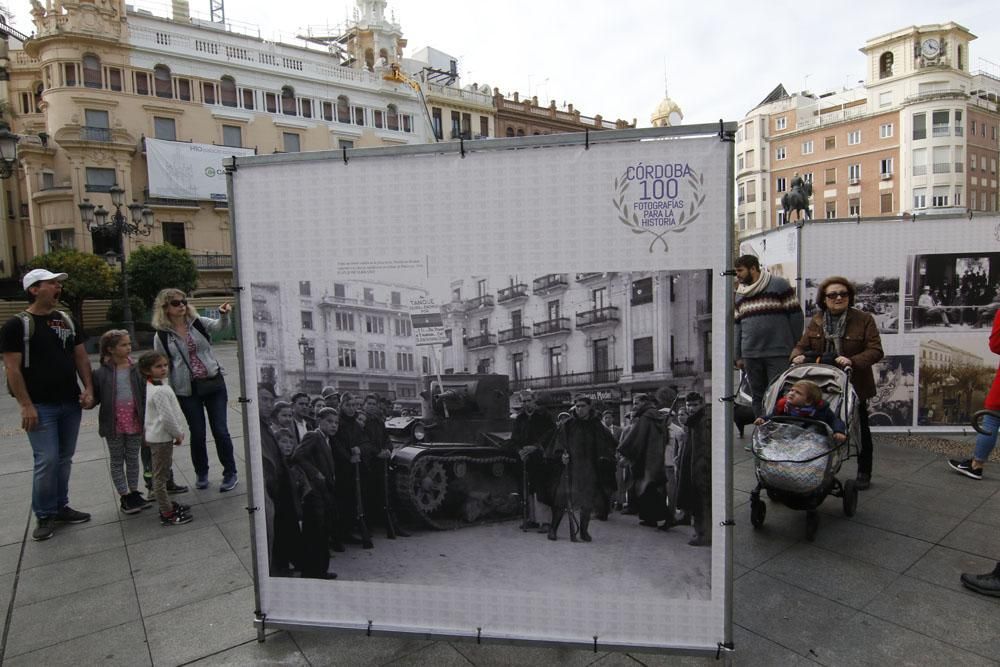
383, 63, 439, 143
0, 15, 31, 43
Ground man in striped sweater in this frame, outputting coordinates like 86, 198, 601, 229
734, 255, 804, 418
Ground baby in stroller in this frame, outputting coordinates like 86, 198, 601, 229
754, 380, 847, 443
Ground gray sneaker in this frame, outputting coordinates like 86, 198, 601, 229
32, 517, 55, 541
55, 506, 91, 524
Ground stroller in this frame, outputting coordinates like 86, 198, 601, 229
748, 362, 860, 541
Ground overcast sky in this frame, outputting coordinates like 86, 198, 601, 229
6, 0, 999, 125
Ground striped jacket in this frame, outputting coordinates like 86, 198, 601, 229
734, 277, 804, 359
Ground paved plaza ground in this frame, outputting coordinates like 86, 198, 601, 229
0, 342, 998, 665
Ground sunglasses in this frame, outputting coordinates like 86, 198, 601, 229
824, 291, 849, 300
168, 299, 188, 307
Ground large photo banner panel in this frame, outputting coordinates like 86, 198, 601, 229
738, 224, 799, 288
231, 133, 732, 650
800, 216, 1000, 431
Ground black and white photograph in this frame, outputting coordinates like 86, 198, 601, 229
804, 274, 900, 334
905, 252, 1000, 332
868, 355, 916, 427
251, 269, 714, 601
918, 336, 997, 426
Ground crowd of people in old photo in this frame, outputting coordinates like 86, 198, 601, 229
514, 388, 713, 548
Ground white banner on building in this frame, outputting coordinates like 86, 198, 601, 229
230, 128, 733, 652
146, 138, 255, 200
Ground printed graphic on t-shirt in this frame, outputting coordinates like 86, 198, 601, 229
49, 316, 75, 348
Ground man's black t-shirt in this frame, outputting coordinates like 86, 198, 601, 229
0, 311, 85, 403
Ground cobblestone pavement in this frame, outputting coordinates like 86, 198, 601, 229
0, 342, 997, 666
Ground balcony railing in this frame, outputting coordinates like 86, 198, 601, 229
498, 326, 531, 344
464, 294, 495, 310
511, 367, 623, 391
463, 332, 497, 349
932, 162, 950, 173
497, 283, 529, 303
533, 274, 568, 293
913, 165, 927, 176
575, 272, 611, 282
191, 254, 233, 270
533, 317, 571, 336
576, 306, 620, 328
671, 358, 696, 377
81, 126, 112, 142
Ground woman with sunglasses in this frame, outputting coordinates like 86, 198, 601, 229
152, 288, 238, 492
790, 276, 883, 490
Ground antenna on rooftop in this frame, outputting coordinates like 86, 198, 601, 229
209, 0, 224, 24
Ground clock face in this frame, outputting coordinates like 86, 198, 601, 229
668, 111, 682, 126
921, 38, 941, 59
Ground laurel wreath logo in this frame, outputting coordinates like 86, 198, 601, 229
612, 169, 706, 253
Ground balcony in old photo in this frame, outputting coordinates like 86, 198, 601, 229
464, 294, 495, 311
511, 367, 622, 392
463, 332, 497, 349
576, 306, 620, 328
497, 283, 529, 305
532, 274, 569, 294
498, 326, 531, 344
575, 272, 613, 283
533, 317, 571, 337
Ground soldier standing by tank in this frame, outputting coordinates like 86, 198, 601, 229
257, 383, 301, 575
676, 392, 712, 547
291, 408, 339, 579
511, 390, 557, 531
547, 395, 617, 541
331, 393, 371, 548
618, 393, 668, 527
361, 394, 409, 537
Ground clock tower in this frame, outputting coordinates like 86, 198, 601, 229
861, 22, 975, 86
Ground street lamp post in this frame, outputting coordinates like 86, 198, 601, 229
297, 336, 313, 391
79, 185, 153, 340
0, 123, 20, 179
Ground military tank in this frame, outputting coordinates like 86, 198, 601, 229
390, 374, 522, 529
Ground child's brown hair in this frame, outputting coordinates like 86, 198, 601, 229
137, 351, 169, 380
792, 380, 823, 404
98, 329, 130, 364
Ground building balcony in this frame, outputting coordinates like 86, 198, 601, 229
533, 317, 571, 337
80, 126, 112, 142
463, 332, 497, 349
498, 326, 531, 344
532, 274, 569, 294
191, 254, 233, 270
497, 283, 529, 304
576, 306, 620, 328
463, 294, 495, 311
575, 272, 613, 283
671, 358, 697, 377
511, 367, 623, 391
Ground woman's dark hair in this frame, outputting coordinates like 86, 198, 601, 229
815, 276, 856, 311
137, 351, 168, 377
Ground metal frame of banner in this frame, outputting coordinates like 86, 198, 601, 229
225, 123, 739, 657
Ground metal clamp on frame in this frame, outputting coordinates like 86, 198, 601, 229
718, 119, 735, 142
716, 641, 735, 659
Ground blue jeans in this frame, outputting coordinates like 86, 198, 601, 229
177, 385, 237, 478
27, 402, 82, 519
974, 413, 999, 462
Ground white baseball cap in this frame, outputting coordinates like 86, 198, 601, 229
22, 268, 69, 290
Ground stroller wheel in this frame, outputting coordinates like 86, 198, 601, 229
843, 479, 858, 517
750, 497, 766, 528
805, 511, 819, 542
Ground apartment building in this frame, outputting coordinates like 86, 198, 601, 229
252, 278, 429, 399
736, 21, 1000, 239
438, 271, 711, 414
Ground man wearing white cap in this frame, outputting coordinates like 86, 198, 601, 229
1, 269, 94, 541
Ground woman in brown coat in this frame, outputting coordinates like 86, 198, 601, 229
791, 276, 883, 490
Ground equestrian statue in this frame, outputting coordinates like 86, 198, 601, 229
781, 174, 813, 222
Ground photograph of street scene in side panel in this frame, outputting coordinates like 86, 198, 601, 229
904, 251, 1000, 332
250, 270, 714, 600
